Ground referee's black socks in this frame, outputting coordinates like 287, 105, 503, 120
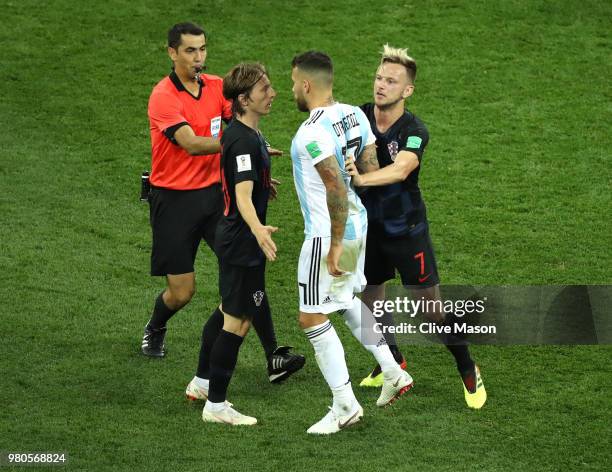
208, 329, 244, 403
147, 292, 178, 329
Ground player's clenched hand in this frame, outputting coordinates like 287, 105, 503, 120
253, 225, 278, 261
344, 157, 364, 186
269, 178, 281, 200
327, 243, 345, 277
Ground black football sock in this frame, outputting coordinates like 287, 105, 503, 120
147, 292, 178, 329
208, 330, 244, 403
389, 344, 405, 364
251, 295, 278, 360
438, 313, 475, 376
196, 307, 224, 379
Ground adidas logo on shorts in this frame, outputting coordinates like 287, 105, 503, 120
322, 296, 332, 304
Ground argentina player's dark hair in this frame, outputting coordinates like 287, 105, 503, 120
291, 51, 333, 84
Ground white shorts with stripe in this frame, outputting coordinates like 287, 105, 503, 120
298, 235, 367, 314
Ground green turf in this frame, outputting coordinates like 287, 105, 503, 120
1, 0, 610, 470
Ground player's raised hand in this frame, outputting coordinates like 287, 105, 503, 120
327, 242, 346, 277
269, 178, 281, 200
253, 225, 279, 261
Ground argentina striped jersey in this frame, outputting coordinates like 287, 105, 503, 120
290, 103, 375, 240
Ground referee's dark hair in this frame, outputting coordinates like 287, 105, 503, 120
291, 51, 333, 85
168, 22, 206, 50
223, 63, 267, 116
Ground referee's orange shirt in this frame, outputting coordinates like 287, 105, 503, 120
148, 71, 233, 190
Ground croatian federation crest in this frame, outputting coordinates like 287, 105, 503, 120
387, 140, 399, 161
253, 290, 265, 307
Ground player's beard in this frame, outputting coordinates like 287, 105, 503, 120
376, 95, 404, 111
295, 93, 309, 112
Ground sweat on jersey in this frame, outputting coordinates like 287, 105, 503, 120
291, 103, 375, 240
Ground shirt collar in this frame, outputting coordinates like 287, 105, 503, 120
169, 70, 204, 96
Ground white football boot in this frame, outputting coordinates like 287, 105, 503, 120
185, 378, 208, 401
202, 402, 257, 426
376, 370, 414, 407
307, 402, 363, 435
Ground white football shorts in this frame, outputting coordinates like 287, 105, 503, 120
297, 234, 367, 314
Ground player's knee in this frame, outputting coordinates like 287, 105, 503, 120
224, 318, 250, 337
238, 319, 251, 337
298, 313, 327, 330
168, 285, 195, 308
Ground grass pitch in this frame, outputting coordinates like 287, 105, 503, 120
1, 0, 610, 470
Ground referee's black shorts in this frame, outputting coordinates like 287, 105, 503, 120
365, 221, 440, 288
149, 183, 222, 276
219, 261, 266, 320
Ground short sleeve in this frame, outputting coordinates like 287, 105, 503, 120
227, 136, 260, 184
295, 125, 336, 166
355, 107, 376, 147
148, 91, 188, 135
398, 124, 429, 161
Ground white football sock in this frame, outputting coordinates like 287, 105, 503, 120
304, 320, 351, 393
194, 376, 209, 390
204, 400, 225, 413
331, 381, 357, 415
342, 296, 401, 378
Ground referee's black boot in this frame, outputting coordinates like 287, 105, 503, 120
141, 325, 167, 358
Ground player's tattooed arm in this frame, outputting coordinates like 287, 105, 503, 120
315, 155, 348, 276
355, 143, 379, 174
315, 155, 348, 244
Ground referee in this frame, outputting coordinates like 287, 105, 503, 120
143, 23, 304, 385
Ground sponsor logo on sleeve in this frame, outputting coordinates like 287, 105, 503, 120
305, 141, 322, 159
236, 154, 252, 172
406, 136, 422, 149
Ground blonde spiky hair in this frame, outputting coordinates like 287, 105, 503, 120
380, 44, 417, 83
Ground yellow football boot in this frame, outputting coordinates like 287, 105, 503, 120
463, 365, 487, 409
